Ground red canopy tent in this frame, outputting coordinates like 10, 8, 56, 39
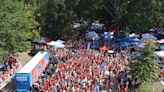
161, 72, 164, 76
43, 38, 52, 44
99, 46, 110, 50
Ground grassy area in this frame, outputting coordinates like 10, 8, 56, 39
16, 50, 32, 66
136, 83, 162, 92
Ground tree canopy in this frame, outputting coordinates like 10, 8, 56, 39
129, 42, 160, 83
32, 0, 164, 36
0, 0, 39, 54
0, 0, 164, 59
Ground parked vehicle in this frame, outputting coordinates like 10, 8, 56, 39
14, 51, 50, 92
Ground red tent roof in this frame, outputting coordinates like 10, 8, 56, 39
43, 38, 52, 44
99, 46, 110, 50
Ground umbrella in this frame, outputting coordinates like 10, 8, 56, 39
99, 46, 110, 50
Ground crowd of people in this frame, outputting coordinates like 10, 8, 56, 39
32, 40, 138, 92
0, 56, 21, 85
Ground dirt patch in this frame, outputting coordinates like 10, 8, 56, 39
153, 82, 164, 92
16, 50, 32, 66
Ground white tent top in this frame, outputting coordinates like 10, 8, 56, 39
142, 33, 157, 40
129, 33, 139, 38
56, 39, 65, 43
18, 52, 48, 73
108, 50, 114, 53
91, 22, 104, 27
47, 41, 62, 46
85, 31, 99, 39
154, 51, 164, 58
53, 43, 65, 48
73, 23, 81, 28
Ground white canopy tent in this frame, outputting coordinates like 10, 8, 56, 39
85, 31, 99, 39
142, 33, 157, 40
53, 43, 65, 48
47, 41, 61, 46
55, 39, 65, 44
47, 40, 65, 48
129, 33, 139, 38
73, 23, 81, 28
154, 51, 164, 58
108, 50, 114, 53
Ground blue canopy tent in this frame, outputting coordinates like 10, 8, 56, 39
129, 38, 140, 42
101, 32, 114, 48
90, 45, 99, 49
85, 31, 99, 41
111, 38, 121, 43
88, 24, 104, 35
102, 35, 110, 41
122, 38, 131, 42
102, 32, 114, 40
122, 37, 140, 43
120, 42, 134, 47
90, 37, 99, 49
120, 42, 131, 47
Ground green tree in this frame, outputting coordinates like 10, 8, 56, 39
0, 0, 38, 54
102, 0, 130, 28
124, 0, 163, 32
75, 0, 102, 20
100, 0, 164, 32
34, 0, 105, 39
129, 42, 160, 83
30, 0, 164, 37
35, 0, 80, 38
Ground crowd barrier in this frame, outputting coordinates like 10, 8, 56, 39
0, 64, 22, 90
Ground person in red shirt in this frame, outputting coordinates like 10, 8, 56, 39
124, 85, 128, 92
108, 81, 113, 92
84, 86, 89, 92
116, 84, 121, 92
59, 88, 63, 92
